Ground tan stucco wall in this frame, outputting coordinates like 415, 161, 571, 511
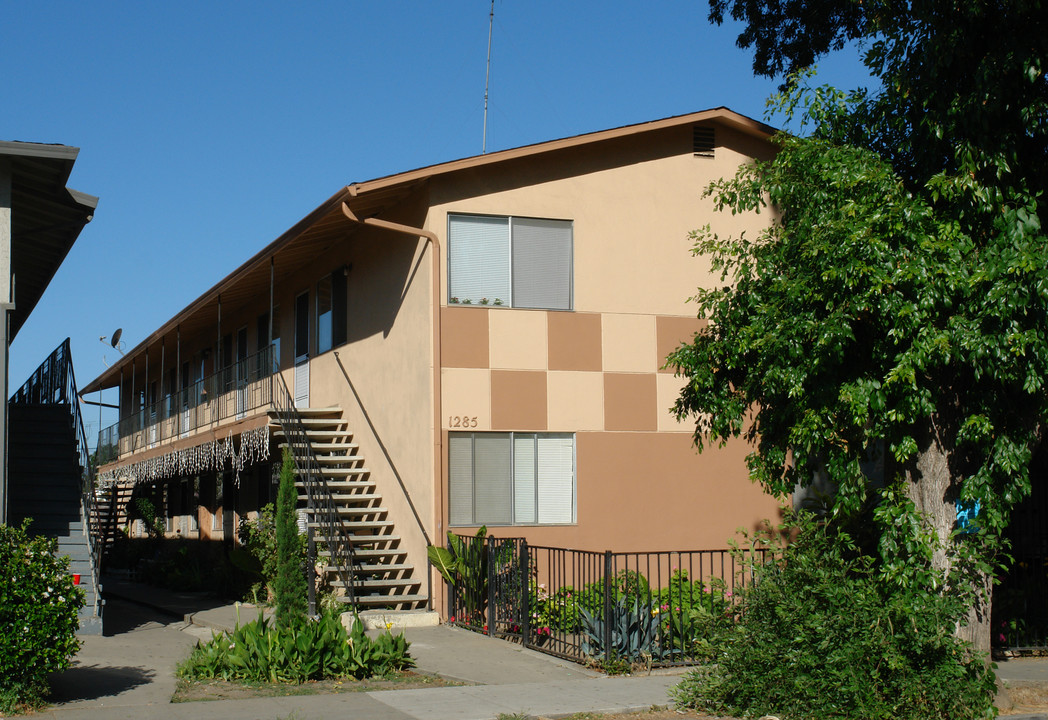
443, 430, 782, 552
430, 120, 777, 566
428, 123, 771, 315
111, 210, 438, 590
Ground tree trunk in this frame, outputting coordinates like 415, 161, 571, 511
905, 419, 992, 654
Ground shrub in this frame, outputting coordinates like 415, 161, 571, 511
672, 512, 998, 720
238, 503, 289, 603
129, 497, 165, 539
177, 609, 413, 683
0, 521, 84, 712
429, 527, 512, 626
273, 448, 306, 627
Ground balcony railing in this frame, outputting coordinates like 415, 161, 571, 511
96, 345, 275, 465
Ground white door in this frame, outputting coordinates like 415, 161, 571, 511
294, 291, 309, 408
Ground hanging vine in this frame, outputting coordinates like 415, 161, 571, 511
97, 425, 271, 487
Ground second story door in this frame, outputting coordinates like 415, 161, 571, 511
294, 291, 309, 408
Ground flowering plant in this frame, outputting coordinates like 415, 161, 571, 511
0, 521, 84, 712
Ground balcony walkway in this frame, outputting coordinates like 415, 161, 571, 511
95, 347, 276, 486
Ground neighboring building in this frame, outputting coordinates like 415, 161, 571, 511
82, 109, 782, 613
1, 141, 101, 632
0, 141, 97, 521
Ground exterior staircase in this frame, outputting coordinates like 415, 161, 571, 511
8, 404, 103, 634
268, 406, 427, 610
91, 480, 135, 565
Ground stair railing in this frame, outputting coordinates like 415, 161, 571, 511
270, 370, 358, 614
11, 338, 102, 605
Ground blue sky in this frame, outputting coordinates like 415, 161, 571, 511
4, 1, 870, 443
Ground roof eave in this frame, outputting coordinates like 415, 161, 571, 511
80, 185, 354, 394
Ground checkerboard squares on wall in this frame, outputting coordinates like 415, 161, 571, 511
601, 314, 657, 373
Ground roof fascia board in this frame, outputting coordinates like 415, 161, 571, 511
0, 141, 80, 162
68, 188, 99, 212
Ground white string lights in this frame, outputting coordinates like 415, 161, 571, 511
98, 425, 270, 487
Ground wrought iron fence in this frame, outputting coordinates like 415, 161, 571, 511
96, 345, 274, 464
11, 338, 102, 605
994, 554, 1048, 652
443, 534, 769, 668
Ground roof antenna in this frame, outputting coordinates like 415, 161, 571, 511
482, 0, 494, 154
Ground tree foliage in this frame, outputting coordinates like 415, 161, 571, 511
684, 0, 1048, 650
709, 0, 1048, 232
672, 120, 1048, 542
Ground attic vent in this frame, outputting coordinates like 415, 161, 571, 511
693, 126, 715, 158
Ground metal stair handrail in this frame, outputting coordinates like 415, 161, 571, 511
270, 371, 358, 613
11, 338, 102, 597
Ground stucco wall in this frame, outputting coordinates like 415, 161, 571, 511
429, 120, 780, 562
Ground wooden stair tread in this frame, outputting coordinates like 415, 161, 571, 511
331, 578, 420, 588
341, 594, 428, 606
323, 563, 413, 573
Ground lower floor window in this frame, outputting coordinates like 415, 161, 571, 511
449, 432, 575, 526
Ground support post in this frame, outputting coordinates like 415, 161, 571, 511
307, 524, 317, 617
0, 160, 10, 523
519, 540, 530, 643
487, 536, 496, 636
603, 550, 613, 666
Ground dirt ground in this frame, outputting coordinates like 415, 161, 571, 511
534, 711, 718, 720
171, 670, 458, 702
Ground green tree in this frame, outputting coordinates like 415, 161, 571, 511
681, 0, 1048, 652
708, 0, 1048, 199
273, 448, 306, 627
670, 111, 1048, 651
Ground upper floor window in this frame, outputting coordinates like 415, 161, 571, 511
448, 214, 573, 310
317, 269, 347, 354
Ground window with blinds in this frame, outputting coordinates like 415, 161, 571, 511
448, 214, 572, 310
449, 432, 575, 526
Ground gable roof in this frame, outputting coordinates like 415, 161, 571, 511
81, 108, 775, 394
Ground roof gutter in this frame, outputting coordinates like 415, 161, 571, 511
339, 200, 443, 557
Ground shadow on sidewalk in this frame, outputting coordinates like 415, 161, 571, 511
48, 664, 157, 703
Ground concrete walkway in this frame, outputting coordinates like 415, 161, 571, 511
40, 579, 682, 720
38, 578, 1048, 720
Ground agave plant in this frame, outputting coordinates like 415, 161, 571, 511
579, 596, 671, 663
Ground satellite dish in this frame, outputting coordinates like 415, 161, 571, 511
111, 328, 122, 348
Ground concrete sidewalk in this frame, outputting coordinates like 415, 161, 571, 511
40, 579, 683, 720
41, 578, 1048, 720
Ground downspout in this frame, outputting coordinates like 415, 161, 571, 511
340, 200, 444, 570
